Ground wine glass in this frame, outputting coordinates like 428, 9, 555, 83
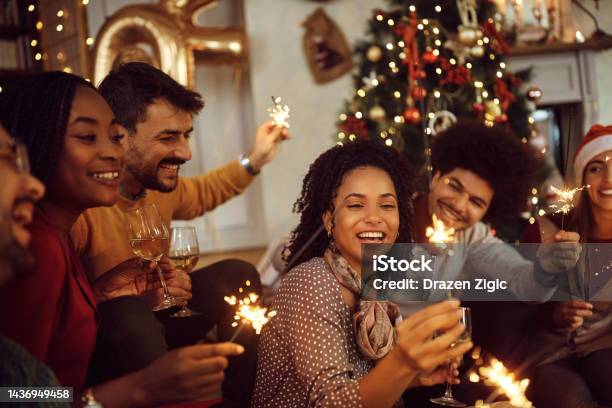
126, 204, 178, 311
430, 306, 472, 407
168, 226, 201, 318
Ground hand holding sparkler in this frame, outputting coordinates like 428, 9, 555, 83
426, 214, 456, 247
548, 185, 589, 230
268, 96, 290, 128
245, 100, 291, 172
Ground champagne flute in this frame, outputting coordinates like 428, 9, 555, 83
168, 226, 201, 318
126, 204, 178, 311
430, 307, 472, 407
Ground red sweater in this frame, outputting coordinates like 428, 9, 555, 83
0, 211, 97, 390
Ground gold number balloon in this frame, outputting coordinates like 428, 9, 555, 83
92, 0, 246, 88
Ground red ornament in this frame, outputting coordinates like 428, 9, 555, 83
414, 69, 426, 80
411, 86, 427, 101
422, 51, 437, 64
472, 103, 485, 116
403, 107, 421, 124
496, 113, 509, 123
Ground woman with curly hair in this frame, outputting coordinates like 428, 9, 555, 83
252, 140, 472, 407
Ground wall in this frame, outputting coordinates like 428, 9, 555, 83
244, 0, 386, 242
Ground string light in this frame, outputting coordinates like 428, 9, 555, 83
466, 62, 473, 69
386, 43, 394, 50
355, 111, 363, 119
86, 37, 94, 46
474, 81, 484, 88
500, 62, 507, 69
387, 19, 395, 26
435, 5, 442, 12
435, 67, 442, 75
494, 98, 500, 104
82, 0, 90, 5
409, 5, 416, 12
34, 53, 42, 60
422, 19, 429, 25
489, 53, 496, 60
417, 23, 424, 30
483, 37, 490, 44
57, 10, 64, 17
432, 27, 440, 35
349, 134, 356, 141
56, 24, 64, 32
394, 91, 401, 98
56, 52, 65, 61
394, 115, 403, 123
482, 91, 489, 98
432, 49, 440, 56
339, 113, 347, 121
385, 139, 393, 146
496, 71, 503, 78
434, 39, 442, 46
449, 58, 456, 65
63, 66, 73, 73
30, 39, 37, 47
357, 89, 366, 97
398, 40, 405, 47
338, 132, 346, 139
376, 14, 384, 22
28, 4, 35, 12
428, 112, 435, 119
36, 21, 43, 30
434, 90, 441, 98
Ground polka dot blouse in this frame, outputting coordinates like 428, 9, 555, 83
252, 257, 373, 407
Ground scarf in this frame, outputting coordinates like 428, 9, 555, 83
324, 249, 401, 360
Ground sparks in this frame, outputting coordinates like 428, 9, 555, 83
548, 185, 589, 215
267, 96, 290, 128
426, 214, 455, 245
478, 358, 533, 407
224, 291, 276, 335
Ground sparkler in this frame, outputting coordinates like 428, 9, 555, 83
426, 214, 456, 246
268, 96, 290, 128
548, 185, 589, 229
224, 281, 277, 342
475, 357, 533, 408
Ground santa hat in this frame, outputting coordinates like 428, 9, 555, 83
574, 124, 612, 184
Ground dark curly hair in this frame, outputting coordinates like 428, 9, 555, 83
0, 71, 94, 186
98, 62, 204, 134
431, 120, 538, 220
285, 140, 415, 270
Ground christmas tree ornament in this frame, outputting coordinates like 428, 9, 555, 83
472, 102, 485, 116
458, 26, 479, 45
369, 105, 387, 122
411, 85, 427, 101
428, 110, 458, 136
496, 113, 508, 123
484, 100, 502, 122
415, 69, 427, 80
456, 0, 481, 45
422, 50, 438, 64
403, 107, 421, 124
526, 86, 543, 102
366, 45, 383, 62
471, 44, 484, 57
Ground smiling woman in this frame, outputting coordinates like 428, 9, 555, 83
253, 141, 473, 408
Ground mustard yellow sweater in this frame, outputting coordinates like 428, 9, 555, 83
71, 160, 253, 281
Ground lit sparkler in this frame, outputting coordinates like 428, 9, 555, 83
426, 214, 455, 245
224, 281, 277, 342
477, 357, 533, 408
268, 96, 290, 128
548, 185, 589, 229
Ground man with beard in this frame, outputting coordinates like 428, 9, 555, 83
395, 120, 582, 406
70, 62, 288, 407
0, 124, 55, 392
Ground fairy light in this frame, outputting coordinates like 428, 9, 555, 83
496, 71, 503, 78
538, 209, 546, 216
34, 53, 42, 60
482, 91, 489, 98
422, 19, 429, 25
57, 10, 64, 17
435, 67, 442, 75
357, 89, 366, 97
385, 139, 393, 146
483, 37, 490, 44
435, 5, 442, 12
394, 115, 403, 124
355, 111, 363, 119
398, 40, 405, 47
394, 91, 401, 98
531, 197, 538, 205
528, 117, 535, 124
474, 81, 484, 88
477, 39, 484, 46
417, 23, 424, 30
338, 132, 346, 139
376, 14, 384, 22
432, 49, 440, 56
428, 112, 435, 119
56, 24, 63, 32
86, 37, 94, 46
409, 5, 416, 12
466, 62, 473, 69
30, 39, 37, 47
433, 27, 440, 34
36, 21, 43, 30
494, 98, 500, 104
434, 90, 441, 98
489, 53, 496, 60
349, 134, 357, 141
500, 62, 506, 69
267, 96, 290, 128
82, 0, 90, 5
426, 214, 455, 245
28, 4, 35, 12
387, 19, 395, 26
450, 58, 456, 65
435, 39, 442, 46
380, 131, 388, 138
56, 52, 65, 61
389, 61, 396, 69
339, 113, 347, 121
386, 43, 394, 50
399, 52, 406, 59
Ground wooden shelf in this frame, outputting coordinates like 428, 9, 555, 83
0, 25, 28, 40
511, 32, 612, 56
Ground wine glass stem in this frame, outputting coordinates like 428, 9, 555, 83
444, 363, 454, 398
156, 264, 173, 301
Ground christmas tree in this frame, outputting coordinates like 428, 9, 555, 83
337, 0, 547, 241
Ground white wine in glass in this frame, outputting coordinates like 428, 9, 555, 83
431, 306, 472, 407
126, 204, 178, 311
168, 226, 201, 318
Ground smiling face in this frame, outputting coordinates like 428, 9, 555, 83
584, 150, 612, 214
323, 166, 400, 271
428, 168, 493, 231
45, 86, 125, 211
0, 125, 45, 284
124, 98, 193, 193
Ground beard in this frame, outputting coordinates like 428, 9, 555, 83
0, 220, 35, 286
125, 146, 184, 193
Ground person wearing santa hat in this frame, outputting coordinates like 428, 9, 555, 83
524, 124, 612, 408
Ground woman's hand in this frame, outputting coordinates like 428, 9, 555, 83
537, 230, 582, 275
394, 300, 473, 374
140, 256, 193, 308
552, 300, 593, 330
91, 258, 154, 304
416, 360, 461, 387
